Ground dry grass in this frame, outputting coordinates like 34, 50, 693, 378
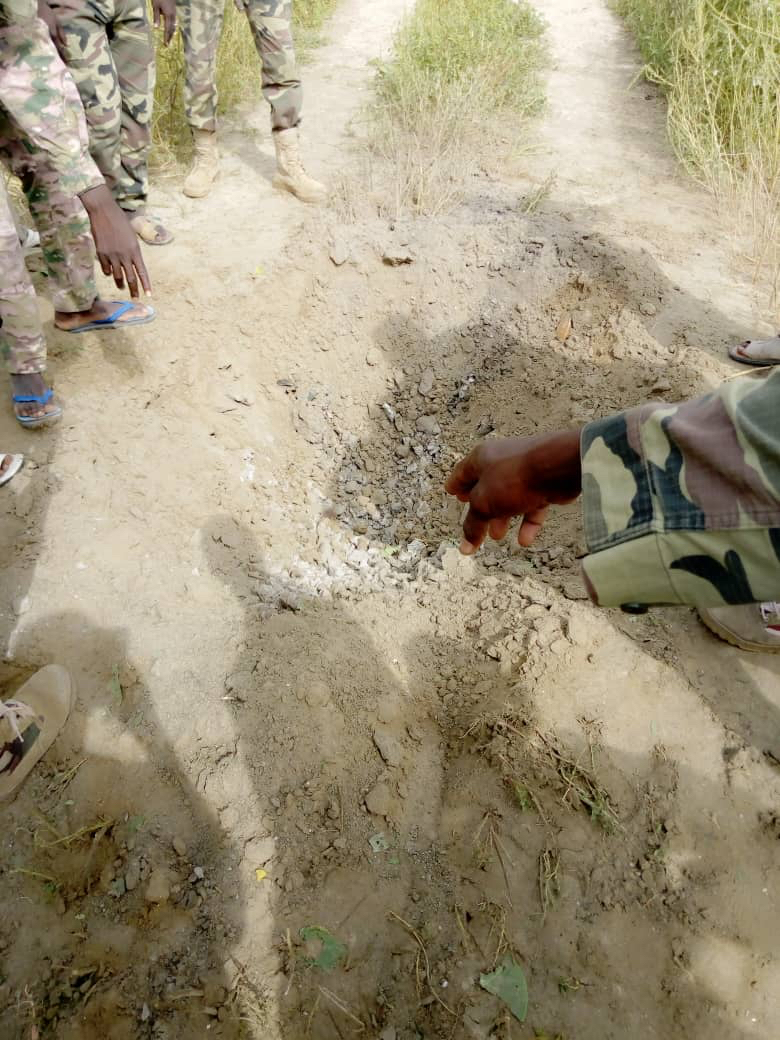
368, 0, 545, 216
151, 0, 339, 168
613, 0, 780, 299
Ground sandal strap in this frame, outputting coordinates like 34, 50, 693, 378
13, 388, 53, 405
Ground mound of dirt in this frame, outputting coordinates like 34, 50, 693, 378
2, 0, 779, 1037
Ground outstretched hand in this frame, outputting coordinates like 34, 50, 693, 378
445, 431, 584, 554
79, 185, 152, 299
152, 0, 176, 44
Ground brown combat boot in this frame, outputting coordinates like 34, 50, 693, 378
698, 602, 780, 652
183, 130, 219, 198
272, 127, 327, 204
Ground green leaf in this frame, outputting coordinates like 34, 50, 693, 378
479, 955, 528, 1022
299, 926, 347, 972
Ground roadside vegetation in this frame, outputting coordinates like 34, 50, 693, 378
369, 0, 545, 215
613, 0, 780, 294
151, 0, 339, 165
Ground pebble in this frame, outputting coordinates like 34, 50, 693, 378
418, 369, 435, 396
145, 868, 171, 904
365, 347, 383, 366
306, 680, 330, 707
382, 245, 415, 266
124, 861, 141, 892
373, 726, 404, 768
329, 241, 350, 266
415, 415, 440, 436
172, 836, 187, 858
365, 781, 394, 818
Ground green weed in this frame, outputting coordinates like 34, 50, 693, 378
369, 0, 545, 214
613, 0, 780, 296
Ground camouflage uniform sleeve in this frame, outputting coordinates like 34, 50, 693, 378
580, 367, 780, 608
0, 2, 103, 197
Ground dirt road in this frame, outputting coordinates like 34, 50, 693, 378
2, 0, 778, 1037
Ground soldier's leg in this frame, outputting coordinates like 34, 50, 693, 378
109, 0, 154, 214
0, 176, 60, 423
0, 179, 47, 377
242, 0, 301, 130
179, 0, 224, 197
242, 0, 325, 203
2, 138, 97, 317
180, 0, 225, 133
59, 0, 124, 201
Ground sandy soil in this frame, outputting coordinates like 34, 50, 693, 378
2, 0, 779, 1037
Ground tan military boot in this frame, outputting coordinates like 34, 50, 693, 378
183, 130, 219, 198
272, 127, 327, 204
698, 602, 780, 652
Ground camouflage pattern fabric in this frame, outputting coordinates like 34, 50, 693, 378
580, 368, 780, 608
179, 0, 302, 133
0, 7, 100, 373
52, 0, 154, 212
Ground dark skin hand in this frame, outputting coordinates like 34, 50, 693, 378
79, 184, 152, 298
445, 430, 584, 554
152, 0, 176, 45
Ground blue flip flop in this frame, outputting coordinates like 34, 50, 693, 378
64, 300, 156, 334
13, 388, 62, 428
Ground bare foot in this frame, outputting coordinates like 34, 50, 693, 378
54, 299, 154, 331
731, 334, 780, 366
11, 372, 60, 421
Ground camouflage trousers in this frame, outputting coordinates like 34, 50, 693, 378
53, 0, 153, 212
179, 0, 302, 133
0, 130, 96, 376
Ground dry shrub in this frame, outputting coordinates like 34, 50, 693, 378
613, 0, 780, 299
369, 0, 545, 216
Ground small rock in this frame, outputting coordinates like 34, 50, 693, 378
329, 241, 350, 266
140, 1003, 151, 1023
382, 245, 415, 266
365, 347, 383, 367
365, 781, 394, 818
373, 726, 404, 768
639, 301, 657, 316
556, 314, 573, 342
440, 546, 476, 579
145, 868, 171, 904
415, 415, 440, 436
418, 369, 435, 397
172, 836, 187, 858
305, 681, 330, 707
193, 866, 205, 880
124, 861, 141, 892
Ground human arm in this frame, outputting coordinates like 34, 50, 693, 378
0, 12, 151, 294
445, 368, 780, 608
152, 0, 176, 45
